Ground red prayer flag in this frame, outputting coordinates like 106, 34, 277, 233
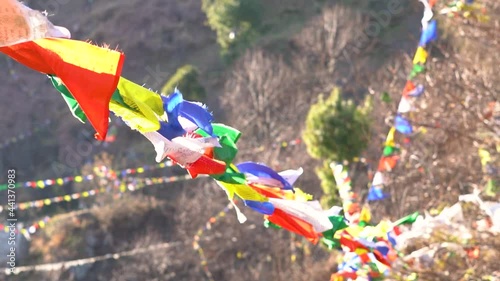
0, 38, 124, 140
185, 148, 227, 178
267, 209, 320, 243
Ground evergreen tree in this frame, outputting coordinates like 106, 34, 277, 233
303, 88, 371, 162
303, 88, 371, 205
201, 0, 262, 60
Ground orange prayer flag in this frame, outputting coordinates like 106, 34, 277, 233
377, 156, 399, 171
402, 81, 416, 97
0, 38, 124, 140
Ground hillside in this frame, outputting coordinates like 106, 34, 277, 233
0, 0, 498, 280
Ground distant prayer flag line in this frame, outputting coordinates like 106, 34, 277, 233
0, 174, 195, 213
0, 119, 52, 149
365, 0, 438, 203
0, 160, 174, 190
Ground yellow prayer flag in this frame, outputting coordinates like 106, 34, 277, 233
359, 205, 372, 223
413, 47, 428, 65
35, 39, 122, 75
37, 180, 45, 188
281, 187, 312, 201
354, 248, 368, 255
220, 182, 268, 202
385, 127, 397, 147
478, 148, 491, 167
109, 77, 164, 133
343, 225, 363, 238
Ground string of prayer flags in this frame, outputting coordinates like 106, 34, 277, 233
440, 0, 490, 22
0, 216, 50, 237
32, 43, 349, 248
330, 162, 374, 244
0, 174, 192, 212
0, 119, 52, 149
367, 0, 437, 202
0, 160, 174, 190
331, 163, 358, 218
329, 214, 416, 280
192, 203, 233, 281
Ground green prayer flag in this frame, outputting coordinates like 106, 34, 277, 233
211, 166, 247, 185
394, 211, 420, 226
485, 179, 497, 197
196, 124, 241, 164
409, 64, 425, 79
264, 219, 281, 229
322, 216, 348, 240
383, 146, 397, 156
49, 75, 87, 123
358, 221, 369, 227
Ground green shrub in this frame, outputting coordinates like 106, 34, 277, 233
303, 88, 371, 162
161, 65, 206, 101
303, 88, 371, 207
201, 0, 262, 61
